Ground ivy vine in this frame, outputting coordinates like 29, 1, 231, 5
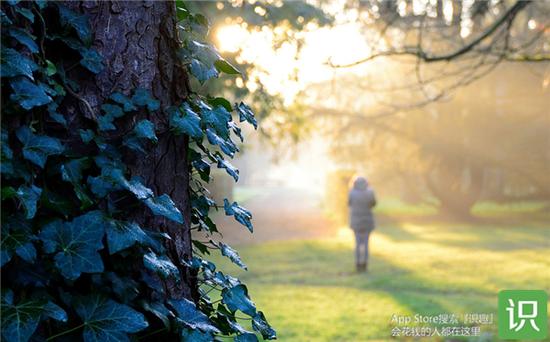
1, 1, 274, 341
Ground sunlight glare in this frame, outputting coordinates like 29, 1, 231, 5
216, 24, 248, 53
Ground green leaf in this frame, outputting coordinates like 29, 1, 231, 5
133, 120, 157, 143
8, 28, 38, 53
217, 158, 239, 181
219, 242, 247, 270
186, 41, 220, 83
58, 5, 92, 44
1, 291, 44, 342
16, 127, 63, 168
170, 104, 203, 139
1, 217, 36, 266
252, 311, 276, 340
236, 102, 258, 129
143, 251, 180, 279
222, 284, 257, 316
44, 301, 68, 322
168, 298, 220, 333
10, 79, 52, 109
214, 59, 241, 75
200, 102, 232, 138
144, 194, 184, 224
45, 60, 57, 76
15, 7, 34, 22
1, 48, 37, 79
61, 157, 93, 208
207, 97, 232, 112
47, 103, 67, 127
234, 333, 259, 342
206, 128, 238, 158
181, 329, 214, 342
79, 129, 95, 143
101, 103, 124, 118
74, 295, 148, 342
132, 88, 160, 111
39, 211, 106, 280
110, 92, 136, 112
15, 184, 42, 219
224, 199, 253, 233
106, 220, 149, 254
141, 301, 171, 328
80, 48, 104, 73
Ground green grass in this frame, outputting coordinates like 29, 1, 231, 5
209, 221, 550, 341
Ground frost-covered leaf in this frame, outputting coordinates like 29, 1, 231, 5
222, 284, 256, 316
170, 104, 203, 139
10, 79, 52, 109
106, 220, 149, 254
16, 126, 63, 168
15, 184, 42, 219
39, 211, 105, 280
169, 298, 220, 333
200, 102, 232, 138
224, 199, 253, 233
236, 102, 258, 129
144, 194, 184, 224
74, 295, 148, 342
219, 243, 247, 270
252, 311, 276, 340
143, 251, 180, 279
1, 48, 38, 79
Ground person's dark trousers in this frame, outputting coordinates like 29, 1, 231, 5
354, 229, 371, 272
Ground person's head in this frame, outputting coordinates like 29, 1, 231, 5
352, 176, 368, 190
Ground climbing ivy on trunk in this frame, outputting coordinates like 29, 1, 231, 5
1, 1, 274, 341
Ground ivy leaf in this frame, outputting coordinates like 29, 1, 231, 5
106, 220, 149, 254
1, 217, 36, 267
43, 301, 68, 323
143, 251, 180, 279
132, 88, 160, 111
1, 47, 38, 79
58, 5, 92, 45
181, 329, 214, 342
134, 120, 157, 143
74, 295, 148, 342
15, 7, 34, 22
168, 298, 220, 333
170, 104, 203, 139
141, 301, 172, 328
16, 126, 63, 168
219, 242, 247, 270
15, 184, 42, 219
252, 311, 276, 340
61, 157, 93, 207
236, 102, 258, 129
214, 59, 241, 75
217, 158, 239, 182
235, 333, 259, 342
200, 102, 232, 138
10, 79, 53, 110
187, 41, 220, 83
206, 128, 238, 158
222, 284, 257, 316
80, 48, 104, 73
224, 199, 253, 233
101, 104, 124, 118
39, 211, 106, 280
47, 102, 67, 126
8, 28, 39, 53
110, 92, 136, 112
0, 290, 44, 342
144, 194, 184, 224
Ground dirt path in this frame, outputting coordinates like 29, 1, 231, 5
212, 186, 338, 245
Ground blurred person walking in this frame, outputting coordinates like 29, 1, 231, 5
348, 176, 377, 272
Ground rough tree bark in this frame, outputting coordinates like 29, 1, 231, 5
64, 1, 197, 301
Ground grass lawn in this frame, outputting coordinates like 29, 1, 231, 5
209, 220, 550, 341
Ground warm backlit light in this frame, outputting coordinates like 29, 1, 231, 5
216, 24, 248, 53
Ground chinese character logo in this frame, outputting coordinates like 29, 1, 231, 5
498, 290, 547, 340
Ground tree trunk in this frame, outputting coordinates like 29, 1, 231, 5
65, 1, 196, 301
